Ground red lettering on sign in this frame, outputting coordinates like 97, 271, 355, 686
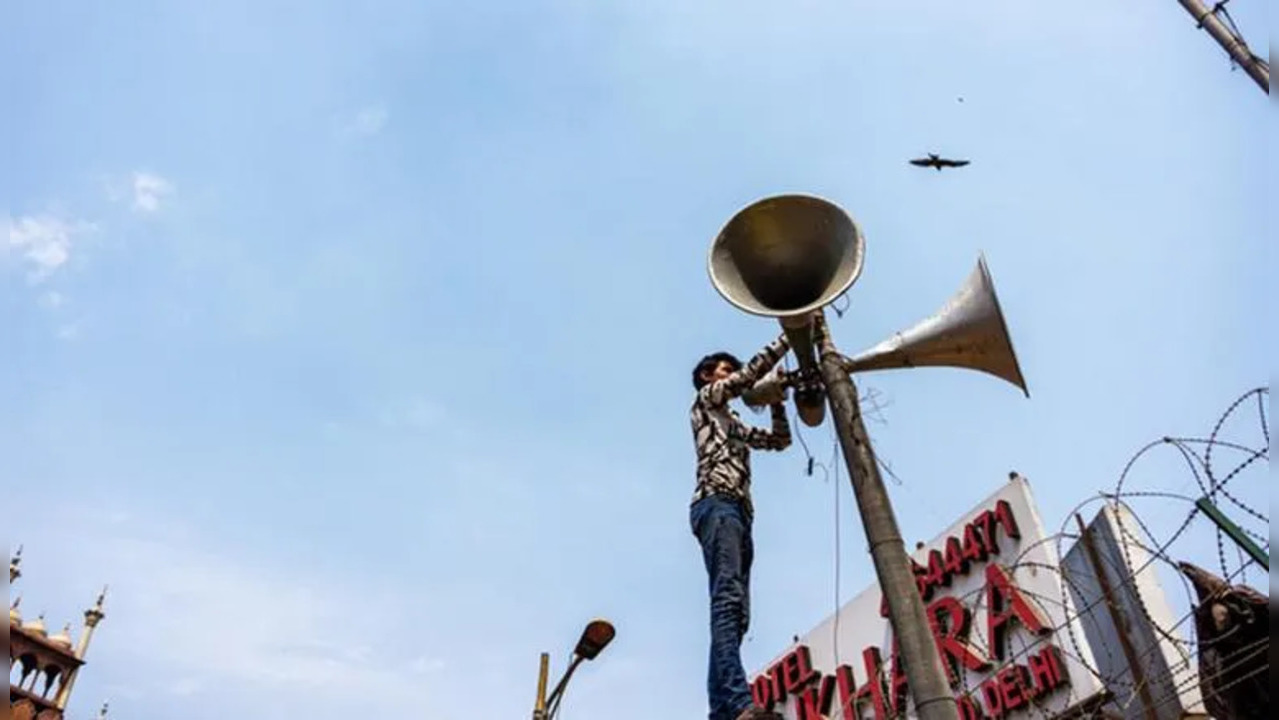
767, 662, 786, 706
1039, 644, 1067, 688
885, 640, 909, 718
755, 643, 1073, 720
958, 693, 987, 720
928, 596, 993, 684
985, 564, 1052, 660
750, 676, 769, 709
751, 673, 774, 710
977, 511, 999, 556
996, 665, 1028, 712
993, 500, 1021, 543
1027, 649, 1055, 697
962, 522, 988, 565
796, 675, 837, 720
980, 677, 1004, 719
944, 536, 968, 577
753, 645, 821, 709
875, 499, 1025, 615
833, 664, 859, 720
780, 651, 801, 694
782, 646, 820, 695
922, 550, 947, 599
854, 646, 893, 720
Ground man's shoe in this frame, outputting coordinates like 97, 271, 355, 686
734, 707, 783, 720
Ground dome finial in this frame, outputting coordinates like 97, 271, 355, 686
10, 544, 22, 583
85, 585, 108, 627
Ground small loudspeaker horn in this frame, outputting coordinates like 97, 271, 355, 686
842, 255, 1029, 396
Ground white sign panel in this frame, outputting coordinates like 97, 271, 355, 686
751, 477, 1106, 719
1061, 502, 1206, 719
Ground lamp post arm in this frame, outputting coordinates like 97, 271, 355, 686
545, 655, 584, 719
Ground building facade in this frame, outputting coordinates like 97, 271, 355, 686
9, 548, 108, 720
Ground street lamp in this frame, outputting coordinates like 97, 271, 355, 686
708, 194, 1029, 720
531, 619, 616, 720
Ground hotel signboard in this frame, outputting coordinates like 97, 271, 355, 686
751, 476, 1105, 719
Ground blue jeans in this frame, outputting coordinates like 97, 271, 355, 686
691, 495, 755, 720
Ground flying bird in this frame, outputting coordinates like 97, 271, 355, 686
909, 153, 970, 171
1178, 561, 1269, 720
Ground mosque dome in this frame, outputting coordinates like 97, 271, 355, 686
50, 623, 75, 650
22, 614, 48, 637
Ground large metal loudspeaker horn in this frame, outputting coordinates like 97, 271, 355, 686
709, 194, 1028, 427
709, 194, 867, 426
842, 254, 1029, 397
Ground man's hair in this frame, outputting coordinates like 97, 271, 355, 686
692, 351, 742, 389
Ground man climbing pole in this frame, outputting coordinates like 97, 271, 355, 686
689, 333, 793, 720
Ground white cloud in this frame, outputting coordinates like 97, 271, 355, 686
131, 172, 175, 213
4, 214, 94, 283
39, 291, 66, 309
341, 104, 389, 137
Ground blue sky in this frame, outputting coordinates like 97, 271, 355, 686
3, 2, 1270, 719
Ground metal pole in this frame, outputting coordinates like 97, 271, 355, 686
532, 652, 550, 720
1195, 496, 1270, 570
1073, 514, 1159, 720
1175, 0, 1269, 93
815, 315, 960, 720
